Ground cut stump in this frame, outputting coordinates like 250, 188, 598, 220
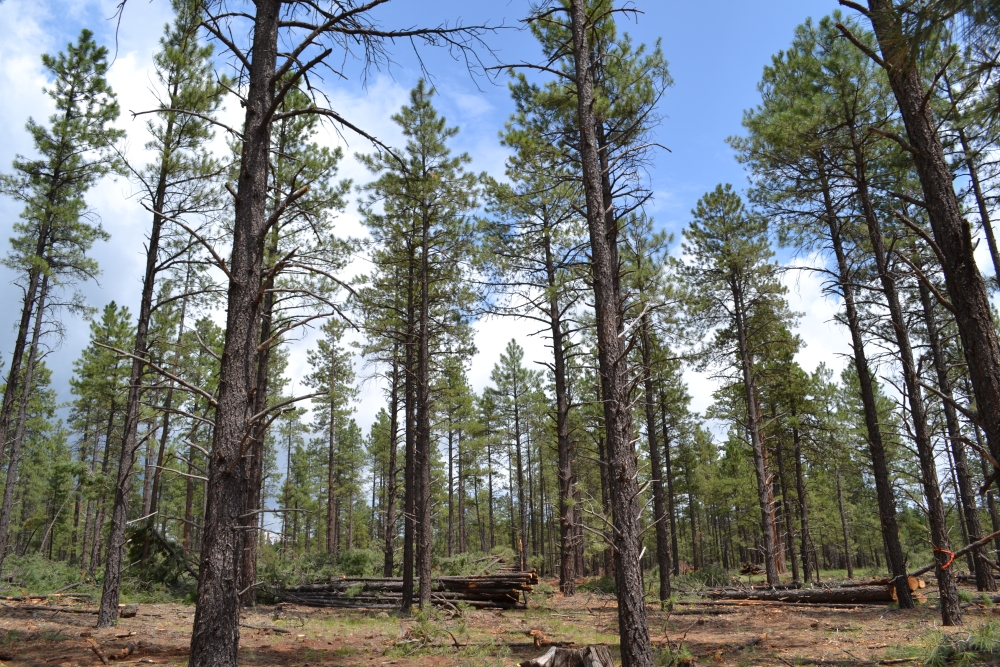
520, 644, 615, 667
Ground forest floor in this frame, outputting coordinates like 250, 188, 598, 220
0, 579, 995, 667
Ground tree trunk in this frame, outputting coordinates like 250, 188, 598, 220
659, 392, 679, 576
918, 279, 994, 589
383, 353, 399, 576
416, 206, 432, 610
850, 130, 960, 624
818, 162, 913, 608
641, 315, 671, 600
836, 469, 854, 579
0, 274, 48, 572
401, 235, 416, 613
732, 282, 779, 584
188, 2, 280, 663
568, 2, 651, 662
544, 230, 575, 595
448, 424, 454, 558
791, 415, 816, 584
774, 432, 799, 583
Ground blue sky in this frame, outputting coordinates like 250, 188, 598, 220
0, 0, 852, 431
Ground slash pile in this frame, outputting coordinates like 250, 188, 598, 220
276, 570, 539, 610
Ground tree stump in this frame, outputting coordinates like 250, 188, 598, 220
118, 604, 138, 618
520, 645, 615, 667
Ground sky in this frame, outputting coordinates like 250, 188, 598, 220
0, 0, 868, 439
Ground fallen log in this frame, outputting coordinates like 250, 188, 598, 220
707, 585, 893, 604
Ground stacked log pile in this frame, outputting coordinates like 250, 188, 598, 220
276, 570, 539, 610
706, 576, 925, 604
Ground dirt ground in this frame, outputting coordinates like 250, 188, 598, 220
0, 580, 994, 666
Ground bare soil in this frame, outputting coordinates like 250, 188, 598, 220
0, 580, 992, 666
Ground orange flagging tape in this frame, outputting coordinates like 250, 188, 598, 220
933, 548, 956, 569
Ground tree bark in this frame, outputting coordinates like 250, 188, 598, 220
791, 413, 816, 583
836, 469, 854, 579
0, 274, 48, 572
641, 315, 671, 600
544, 230, 576, 595
918, 279, 994, 590
818, 162, 913, 608
188, 2, 279, 663
850, 129, 960, 624
383, 353, 400, 576
568, 2, 651, 663
659, 392, 679, 576
415, 203, 432, 610
732, 281, 779, 585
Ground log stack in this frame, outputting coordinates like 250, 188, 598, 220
276, 570, 539, 610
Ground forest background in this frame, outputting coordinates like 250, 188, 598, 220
0, 0, 867, 435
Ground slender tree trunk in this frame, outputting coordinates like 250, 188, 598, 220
0, 275, 48, 572
544, 231, 576, 594
514, 402, 528, 571
792, 418, 816, 583
448, 425, 454, 558
851, 130, 960, 624
918, 279, 994, 590
732, 282, 779, 584
487, 439, 495, 550
818, 162, 913, 607
641, 315, 671, 600
774, 432, 799, 583
836, 469, 854, 579
189, 3, 279, 662
383, 353, 399, 576
327, 375, 337, 554
659, 392, 679, 576
458, 432, 466, 554
957, 127, 1000, 288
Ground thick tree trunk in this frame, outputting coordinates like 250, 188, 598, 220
188, 2, 279, 664
401, 239, 416, 613
416, 208, 432, 610
818, 163, 913, 608
568, 2, 651, 663
0, 275, 47, 572
641, 315, 671, 600
864, 0, 1000, 484
851, 132, 960, 624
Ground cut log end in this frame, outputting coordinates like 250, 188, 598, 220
520, 645, 614, 667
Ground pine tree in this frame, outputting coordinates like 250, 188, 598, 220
357, 80, 479, 611
0, 31, 122, 565
99, 0, 226, 625
682, 184, 795, 585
